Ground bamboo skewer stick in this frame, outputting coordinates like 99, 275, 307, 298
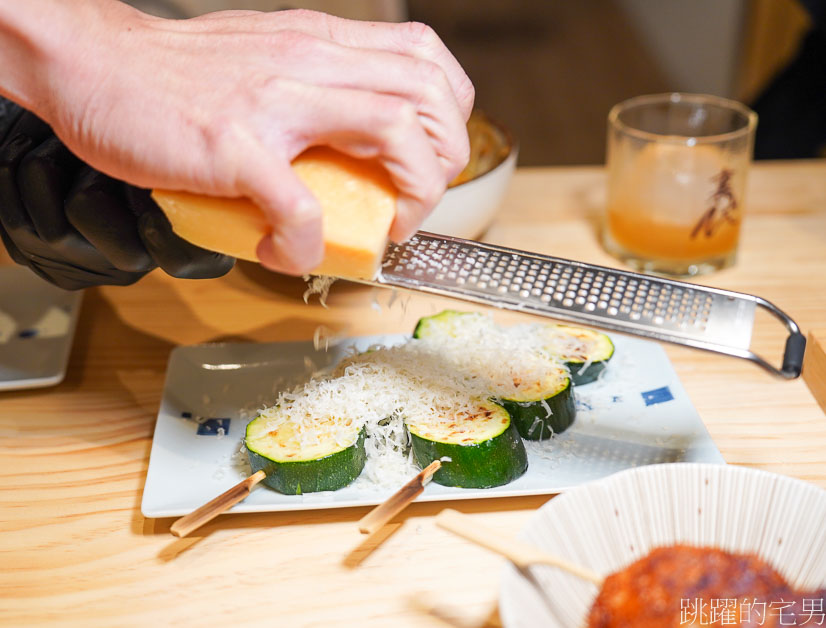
358, 460, 442, 534
170, 470, 266, 538
436, 508, 604, 586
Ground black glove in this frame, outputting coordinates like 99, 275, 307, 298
0, 99, 235, 290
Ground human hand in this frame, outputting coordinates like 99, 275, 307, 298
0, 104, 234, 290
36, 5, 474, 275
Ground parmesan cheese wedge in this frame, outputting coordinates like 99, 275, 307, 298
151, 147, 397, 280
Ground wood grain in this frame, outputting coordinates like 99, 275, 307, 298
170, 470, 267, 538
1, 160, 825, 627
436, 509, 603, 585
804, 330, 826, 417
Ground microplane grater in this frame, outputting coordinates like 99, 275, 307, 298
368, 232, 805, 379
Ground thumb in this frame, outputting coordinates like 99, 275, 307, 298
239, 155, 324, 275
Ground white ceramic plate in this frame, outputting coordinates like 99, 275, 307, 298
141, 333, 724, 518
422, 148, 518, 239
0, 266, 82, 391
499, 463, 826, 628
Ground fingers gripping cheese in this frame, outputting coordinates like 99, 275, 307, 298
151, 147, 397, 280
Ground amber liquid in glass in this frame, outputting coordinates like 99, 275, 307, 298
604, 143, 745, 273
607, 205, 741, 261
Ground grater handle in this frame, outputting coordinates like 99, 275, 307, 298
781, 332, 807, 379
749, 297, 806, 379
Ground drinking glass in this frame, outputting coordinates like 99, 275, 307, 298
602, 93, 757, 277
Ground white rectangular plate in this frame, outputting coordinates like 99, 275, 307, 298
142, 333, 724, 518
0, 266, 82, 391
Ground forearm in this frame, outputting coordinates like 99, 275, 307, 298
0, 0, 141, 122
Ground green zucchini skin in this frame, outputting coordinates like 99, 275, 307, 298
246, 426, 366, 495
408, 409, 528, 489
497, 377, 576, 440
566, 360, 606, 386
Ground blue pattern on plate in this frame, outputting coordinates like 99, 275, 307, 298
18, 329, 37, 338
196, 418, 231, 436
641, 386, 674, 406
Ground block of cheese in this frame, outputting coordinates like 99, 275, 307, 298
151, 147, 397, 280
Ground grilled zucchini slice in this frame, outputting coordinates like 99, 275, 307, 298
495, 367, 575, 440
405, 400, 528, 488
413, 310, 577, 439
541, 324, 615, 385
245, 412, 366, 495
413, 309, 486, 340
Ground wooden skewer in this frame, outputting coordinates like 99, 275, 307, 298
435, 508, 604, 586
170, 470, 266, 538
358, 460, 442, 534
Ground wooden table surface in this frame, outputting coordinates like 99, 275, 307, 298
2, 160, 825, 627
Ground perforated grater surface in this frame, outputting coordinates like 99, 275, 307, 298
367, 232, 805, 379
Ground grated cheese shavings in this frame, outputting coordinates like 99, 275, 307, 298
312, 325, 348, 352
247, 312, 614, 490
302, 275, 337, 307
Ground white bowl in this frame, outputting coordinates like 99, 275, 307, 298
421, 113, 517, 239
499, 463, 826, 627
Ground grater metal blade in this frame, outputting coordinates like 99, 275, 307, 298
366, 232, 805, 379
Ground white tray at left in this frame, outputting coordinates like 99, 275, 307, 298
0, 266, 83, 391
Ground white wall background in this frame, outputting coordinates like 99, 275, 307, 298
615, 0, 748, 97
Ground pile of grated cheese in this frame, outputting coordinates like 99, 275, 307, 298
250, 313, 592, 488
